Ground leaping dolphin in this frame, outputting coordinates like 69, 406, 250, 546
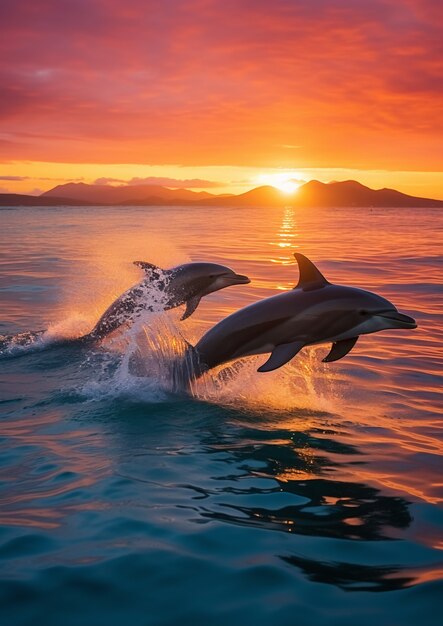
189, 253, 417, 376
0, 261, 250, 353
83, 260, 250, 342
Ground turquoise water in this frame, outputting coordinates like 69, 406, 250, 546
0, 205, 442, 625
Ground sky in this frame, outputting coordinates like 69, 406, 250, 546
1, 0, 442, 198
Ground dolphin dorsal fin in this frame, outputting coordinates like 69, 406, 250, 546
294, 253, 329, 291
133, 261, 162, 275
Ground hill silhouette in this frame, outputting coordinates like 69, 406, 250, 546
0, 180, 442, 207
41, 182, 215, 204
194, 180, 443, 208
0, 193, 93, 206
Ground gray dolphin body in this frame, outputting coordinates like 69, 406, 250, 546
190, 253, 416, 376
84, 261, 250, 342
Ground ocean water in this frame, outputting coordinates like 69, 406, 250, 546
0, 204, 442, 626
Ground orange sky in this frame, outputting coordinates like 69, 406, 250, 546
1, 0, 442, 198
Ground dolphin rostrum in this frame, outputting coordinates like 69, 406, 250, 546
84, 260, 250, 342
188, 253, 416, 376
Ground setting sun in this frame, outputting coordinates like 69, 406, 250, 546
255, 172, 304, 194
277, 180, 301, 194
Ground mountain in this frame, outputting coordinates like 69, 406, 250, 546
194, 180, 443, 208
1, 180, 442, 207
0, 193, 93, 206
41, 182, 215, 204
294, 180, 443, 208
195, 185, 287, 207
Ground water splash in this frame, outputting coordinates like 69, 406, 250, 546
75, 274, 188, 401
0, 268, 172, 358
1, 250, 341, 414
73, 299, 340, 415
188, 346, 341, 414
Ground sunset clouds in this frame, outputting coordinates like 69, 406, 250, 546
1, 0, 442, 192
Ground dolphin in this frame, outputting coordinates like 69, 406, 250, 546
0, 261, 250, 354
188, 253, 417, 376
83, 260, 250, 342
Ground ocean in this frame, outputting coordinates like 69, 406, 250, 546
0, 204, 442, 626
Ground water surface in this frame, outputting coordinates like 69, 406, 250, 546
0, 205, 442, 626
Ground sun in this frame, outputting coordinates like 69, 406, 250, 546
276, 179, 300, 194
255, 172, 303, 194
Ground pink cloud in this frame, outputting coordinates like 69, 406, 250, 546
126, 177, 222, 188
0, 175, 29, 181
0, 0, 441, 170
94, 176, 222, 187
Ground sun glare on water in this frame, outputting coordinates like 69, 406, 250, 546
254, 171, 304, 194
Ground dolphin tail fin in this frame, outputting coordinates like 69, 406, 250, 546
294, 253, 329, 291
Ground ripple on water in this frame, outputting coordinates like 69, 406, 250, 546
0, 206, 442, 626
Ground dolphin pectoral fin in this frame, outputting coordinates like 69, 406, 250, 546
293, 253, 329, 291
257, 341, 305, 372
322, 336, 359, 363
180, 296, 201, 321
133, 261, 162, 274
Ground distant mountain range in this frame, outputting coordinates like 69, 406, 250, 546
44, 182, 216, 204
1, 180, 442, 207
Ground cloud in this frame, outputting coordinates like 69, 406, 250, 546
94, 176, 222, 188
1, 174, 84, 180
94, 177, 126, 185
126, 177, 222, 188
0, 0, 441, 170
0, 183, 44, 195
37, 176, 85, 182
0, 175, 29, 181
